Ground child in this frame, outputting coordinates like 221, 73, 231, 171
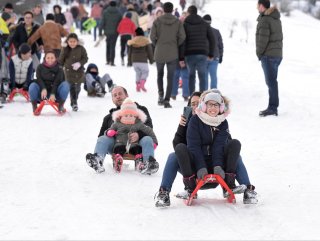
28, 50, 70, 114
59, 33, 88, 111
84, 63, 116, 97
127, 27, 153, 92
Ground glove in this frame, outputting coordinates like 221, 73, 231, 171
106, 129, 117, 137
153, 143, 158, 150
197, 168, 208, 180
213, 166, 225, 179
219, 55, 223, 64
72, 62, 81, 70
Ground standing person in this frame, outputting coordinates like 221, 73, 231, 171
28, 50, 70, 115
203, 14, 224, 89
53, 5, 67, 26
100, 1, 122, 66
127, 27, 154, 92
85, 86, 160, 175
256, 0, 283, 117
182, 5, 215, 95
59, 33, 88, 111
32, 4, 44, 26
150, 2, 186, 108
90, 1, 103, 41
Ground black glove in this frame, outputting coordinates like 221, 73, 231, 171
219, 55, 223, 64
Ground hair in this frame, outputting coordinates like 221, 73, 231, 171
46, 13, 55, 20
66, 32, 79, 42
187, 5, 197, 15
258, 0, 270, 9
109, 1, 117, 7
163, 2, 173, 13
24, 11, 34, 17
187, 91, 202, 106
44, 50, 56, 59
112, 86, 128, 96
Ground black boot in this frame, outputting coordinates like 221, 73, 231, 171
58, 100, 66, 113
224, 173, 236, 189
31, 101, 38, 112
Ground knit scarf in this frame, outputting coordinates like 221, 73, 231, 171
195, 108, 226, 127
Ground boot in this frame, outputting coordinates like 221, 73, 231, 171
243, 185, 258, 204
31, 101, 38, 113
136, 81, 141, 92
58, 100, 66, 113
86, 153, 105, 173
176, 175, 197, 199
140, 80, 147, 92
224, 173, 236, 189
155, 187, 170, 207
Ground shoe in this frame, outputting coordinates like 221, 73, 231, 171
106, 61, 110, 65
113, 154, 123, 172
121, 58, 124, 66
164, 101, 172, 108
175, 190, 197, 200
110, 62, 116, 66
155, 188, 170, 207
72, 104, 78, 112
223, 184, 247, 198
134, 153, 143, 171
171, 96, 176, 100
139, 156, 159, 175
259, 109, 278, 117
58, 100, 66, 113
95, 83, 105, 97
243, 185, 258, 204
140, 80, 147, 92
86, 153, 105, 173
158, 96, 164, 105
108, 83, 116, 92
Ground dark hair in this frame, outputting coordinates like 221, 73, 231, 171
4, 3, 13, 9
24, 11, 34, 17
163, 2, 173, 13
187, 5, 197, 15
187, 91, 202, 106
109, 1, 117, 7
46, 13, 55, 20
66, 33, 79, 42
44, 49, 57, 58
258, 0, 270, 9
135, 27, 144, 36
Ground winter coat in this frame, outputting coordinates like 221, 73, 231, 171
256, 6, 283, 60
27, 20, 68, 52
117, 17, 136, 36
126, 9, 139, 28
150, 13, 185, 63
9, 55, 33, 86
33, 13, 45, 26
35, 62, 65, 95
210, 26, 223, 59
59, 44, 88, 84
54, 13, 67, 26
12, 22, 43, 55
98, 103, 153, 138
187, 115, 231, 172
127, 36, 154, 65
100, 6, 122, 36
91, 4, 102, 19
183, 14, 215, 58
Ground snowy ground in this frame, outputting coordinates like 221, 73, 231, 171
1, 1, 320, 240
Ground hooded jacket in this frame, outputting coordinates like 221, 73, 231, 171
127, 36, 154, 65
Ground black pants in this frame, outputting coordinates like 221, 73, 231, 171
106, 34, 118, 64
156, 59, 177, 102
113, 143, 142, 156
120, 35, 132, 59
69, 82, 81, 106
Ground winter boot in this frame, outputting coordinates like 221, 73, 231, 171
134, 153, 143, 171
113, 154, 123, 173
176, 175, 197, 200
158, 95, 164, 105
95, 82, 105, 97
108, 83, 116, 92
140, 80, 147, 92
155, 187, 170, 207
139, 156, 159, 175
31, 101, 38, 115
223, 184, 247, 198
58, 100, 66, 113
243, 185, 258, 204
136, 81, 141, 92
86, 153, 105, 173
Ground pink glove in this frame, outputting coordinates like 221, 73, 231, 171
106, 129, 117, 137
153, 143, 158, 150
72, 62, 81, 70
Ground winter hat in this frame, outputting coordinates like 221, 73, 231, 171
120, 98, 139, 117
135, 27, 144, 36
203, 92, 223, 105
86, 63, 99, 74
163, 2, 173, 13
1, 12, 11, 21
125, 12, 132, 19
19, 43, 31, 55
4, 3, 14, 10
203, 14, 211, 24
258, 0, 270, 9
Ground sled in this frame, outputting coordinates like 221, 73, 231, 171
111, 153, 141, 172
185, 174, 236, 206
82, 18, 96, 32
7, 88, 30, 102
33, 99, 66, 116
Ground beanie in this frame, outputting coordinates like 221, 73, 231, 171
135, 27, 144, 36
120, 98, 139, 117
19, 43, 31, 55
203, 92, 223, 105
163, 2, 173, 13
203, 14, 212, 24
1, 12, 11, 21
258, 0, 270, 9
125, 12, 132, 19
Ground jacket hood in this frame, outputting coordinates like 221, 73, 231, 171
259, 6, 280, 20
86, 63, 98, 73
127, 36, 150, 47
158, 13, 179, 25
184, 14, 204, 25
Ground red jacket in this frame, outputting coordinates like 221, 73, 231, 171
117, 17, 136, 36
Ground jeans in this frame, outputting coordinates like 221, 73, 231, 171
260, 55, 282, 111
106, 34, 118, 64
172, 65, 189, 98
156, 59, 177, 101
94, 135, 155, 162
206, 58, 219, 89
120, 35, 132, 59
28, 81, 70, 102
93, 18, 101, 41
185, 54, 207, 95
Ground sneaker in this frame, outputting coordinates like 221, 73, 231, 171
223, 184, 247, 198
155, 188, 170, 207
164, 101, 172, 108
243, 185, 258, 204
0, 94, 7, 104
139, 156, 159, 175
72, 104, 78, 112
259, 109, 278, 117
175, 190, 197, 200
86, 153, 105, 173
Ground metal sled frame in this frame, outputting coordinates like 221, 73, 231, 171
186, 174, 236, 206
8, 88, 30, 102
34, 100, 65, 116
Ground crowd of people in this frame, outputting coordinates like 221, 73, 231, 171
0, 0, 283, 207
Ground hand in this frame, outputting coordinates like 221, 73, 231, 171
106, 129, 117, 137
219, 55, 223, 64
129, 132, 139, 143
22, 84, 29, 91
213, 166, 225, 179
197, 168, 208, 180
72, 62, 81, 70
179, 115, 187, 126
49, 94, 55, 102
41, 89, 47, 99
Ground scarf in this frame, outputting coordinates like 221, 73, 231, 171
195, 108, 226, 127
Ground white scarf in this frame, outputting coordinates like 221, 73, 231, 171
195, 109, 226, 127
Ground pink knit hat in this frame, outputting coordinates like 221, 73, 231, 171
112, 98, 147, 122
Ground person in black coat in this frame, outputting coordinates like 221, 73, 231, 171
53, 5, 67, 26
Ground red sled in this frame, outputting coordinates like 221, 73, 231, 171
33, 100, 66, 116
185, 174, 236, 206
8, 88, 30, 102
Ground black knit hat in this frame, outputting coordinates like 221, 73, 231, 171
135, 27, 144, 36
163, 2, 173, 13
258, 0, 270, 9
203, 14, 211, 24
19, 43, 31, 55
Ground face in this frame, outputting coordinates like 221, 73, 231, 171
21, 51, 31, 61
121, 114, 136, 125
24, 13, 33, 25
190, 95, 200, 115
44, 53, 56, 65
205, 100, 220, 117
112, 87, 128, 107
33, 6, 41, 15
67, 38, 78, 49
257, 3, 265, 13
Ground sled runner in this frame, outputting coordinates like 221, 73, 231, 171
33, 99, 66, 116
8, 88, 30, 102
185, 174, 236, 206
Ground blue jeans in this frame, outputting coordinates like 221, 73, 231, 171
172, 65, 189, 98
261, 56, 282, 111
206, 58, 219, 89
94, 135, 155, 162
28, 81, 70, 102
156, 59, 177, 101
159, 153, 250, 192
185, 55, 207, 95
93, 18, 101, 41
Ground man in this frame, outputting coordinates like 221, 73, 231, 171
32, 4, 45, 26
150, 2, 185, 108
182, 5, 215, 95
86, 86, 159, 175
256, 0, 283, 117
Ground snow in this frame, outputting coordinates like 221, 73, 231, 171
1, 1, 320, 240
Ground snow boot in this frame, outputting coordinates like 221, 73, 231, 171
139, 156, 159, 175
243, 185, 258, 204
58, 100, 66, 113
140, 79, 147, 92
31, 101, 38, 114
176, 175, 197, 200
113, 154, 123, 173
155, 187, 170, 207
223, 184, 247, 198
136, 81, 141, 92
134, 153, 143, 171
86, 153, 105, 173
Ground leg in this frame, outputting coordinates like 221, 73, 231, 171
164, 59, 177, 103
208, 59, 219, 89
180, 66, 189, 99
196, 55, 208, 91
185, 56, 196, 95
236, 155, 251, 186
94, 135, 115, 158
171, 66, 180, 98
156, 62, 165, 104
139, 63, 149, 92
139, 136, 159, 174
